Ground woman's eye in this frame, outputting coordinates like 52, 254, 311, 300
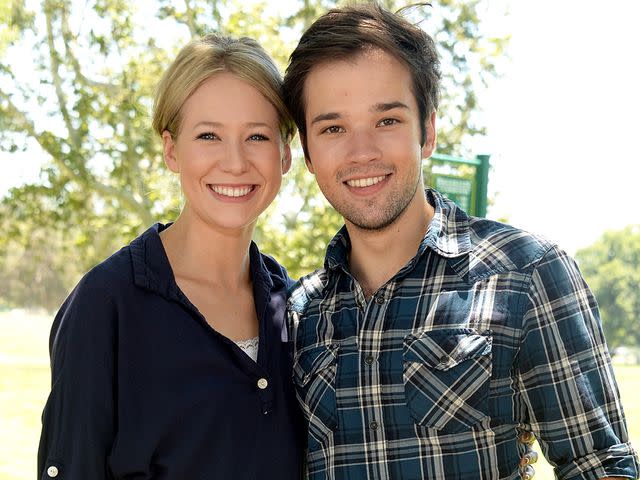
248, 134, 269, 141
377, 118, 398, 127
323, 125, 344, 134
197, 132, 218, 140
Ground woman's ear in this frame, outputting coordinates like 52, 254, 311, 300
282, 143, 292, 174
162, 130, 179, 173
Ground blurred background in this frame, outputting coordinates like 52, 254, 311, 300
1, 0, 638, 478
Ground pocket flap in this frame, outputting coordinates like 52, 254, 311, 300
294, 344, 338, 386
403, 329, 491, 371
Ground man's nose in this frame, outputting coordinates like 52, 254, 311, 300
346, 128, 381, 164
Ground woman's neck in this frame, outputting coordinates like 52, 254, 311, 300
159, 210, 254, 290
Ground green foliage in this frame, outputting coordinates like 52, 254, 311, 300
576, 226, 640, 348
1, 0, 508, 309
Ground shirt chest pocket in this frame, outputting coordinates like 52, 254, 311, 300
293, 344, 339, 431
402, 329, 492, 434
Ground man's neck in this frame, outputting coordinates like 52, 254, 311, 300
347, 189, 434, 299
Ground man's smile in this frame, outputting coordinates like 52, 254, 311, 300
344, 175, 389, 188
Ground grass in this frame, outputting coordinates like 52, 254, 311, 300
0, 311, 51, 480
1, 310, 638, 479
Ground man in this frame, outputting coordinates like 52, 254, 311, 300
283, 3, 639, 479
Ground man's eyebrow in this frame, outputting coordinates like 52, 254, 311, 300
309, 102, 409, 125
372, 101, 410, 112
310, 112, 341, 125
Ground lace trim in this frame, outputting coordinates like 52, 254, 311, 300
235, 336, 259, 362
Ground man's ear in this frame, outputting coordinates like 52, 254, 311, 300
281, 143, 292, 174
300, 134, 315, 174
162, 130, 179, 173
421, 111, 437, 159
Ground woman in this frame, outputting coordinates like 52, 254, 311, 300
38, 34, 302, 479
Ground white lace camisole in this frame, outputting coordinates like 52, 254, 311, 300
235, 336, 259, 362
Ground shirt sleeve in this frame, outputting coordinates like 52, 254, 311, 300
517, 244, 639, 479
37, 270, 117, 480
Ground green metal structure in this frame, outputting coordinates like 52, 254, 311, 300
428, 153, 490, 217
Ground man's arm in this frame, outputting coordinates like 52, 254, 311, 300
517, 245, 639, 479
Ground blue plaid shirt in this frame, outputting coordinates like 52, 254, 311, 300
288, 189, 639, 480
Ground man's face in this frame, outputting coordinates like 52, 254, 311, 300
303, 48, 435, 231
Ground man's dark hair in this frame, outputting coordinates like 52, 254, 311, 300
283, 2, 441, 155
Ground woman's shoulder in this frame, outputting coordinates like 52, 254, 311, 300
48, 246, 131, 360
76, 244, 135, 297
76, 223, 165, 296
254, 246, 294, 290
49, 228, 157, 351
61, 224, 163, 313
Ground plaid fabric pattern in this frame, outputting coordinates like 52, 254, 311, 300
288, 189, 639, 480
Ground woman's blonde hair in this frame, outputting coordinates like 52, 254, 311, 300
153, 33, 295, 142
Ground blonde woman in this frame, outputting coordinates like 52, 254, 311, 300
38, 34, 303, 479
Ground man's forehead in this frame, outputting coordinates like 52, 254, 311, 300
305, 47, 401, 79
302, 48, 414, 114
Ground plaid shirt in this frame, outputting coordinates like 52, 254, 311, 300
288, 189, 639, 480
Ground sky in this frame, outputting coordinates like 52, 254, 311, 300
2, 0, 639, 255
477, 1, 640, 254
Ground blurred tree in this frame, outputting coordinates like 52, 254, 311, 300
575, 225, 640, 348
0, 0, 508, 308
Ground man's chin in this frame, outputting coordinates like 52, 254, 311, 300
344, 210, 403, 232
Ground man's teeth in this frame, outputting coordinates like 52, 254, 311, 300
346, 175, 387, 188
210, 185, 253, 197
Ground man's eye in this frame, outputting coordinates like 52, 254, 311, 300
323, 125, 344, 134
377, 118, 398, 127
248, 134, 269, 141
197, 132, 218, 140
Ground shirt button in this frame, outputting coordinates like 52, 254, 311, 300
520, 465, 535, 480
47, 466, 59, 477
369, 420, 379, 431
439, 355, 449, 364
257, 378, 268, 389
364, 355, 375, 365
520, 451, 539, 466
375, 293, 385, 304
519, 430, 535, 445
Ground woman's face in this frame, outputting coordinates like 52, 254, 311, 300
163, 72, 291, 233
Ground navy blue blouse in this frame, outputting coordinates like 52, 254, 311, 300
38, 224, 303, 479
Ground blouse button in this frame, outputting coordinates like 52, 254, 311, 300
257, 378, 268, 389
47, 466, 59, 477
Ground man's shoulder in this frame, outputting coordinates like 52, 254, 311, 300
465, 216, 555, 278
288, 268, 330, 315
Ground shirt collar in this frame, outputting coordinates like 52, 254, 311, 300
130, 223, 274, 302
324, 188, 472, 272
421, 188, 472, 258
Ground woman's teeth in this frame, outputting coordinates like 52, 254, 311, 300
210, 185, 253, 197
